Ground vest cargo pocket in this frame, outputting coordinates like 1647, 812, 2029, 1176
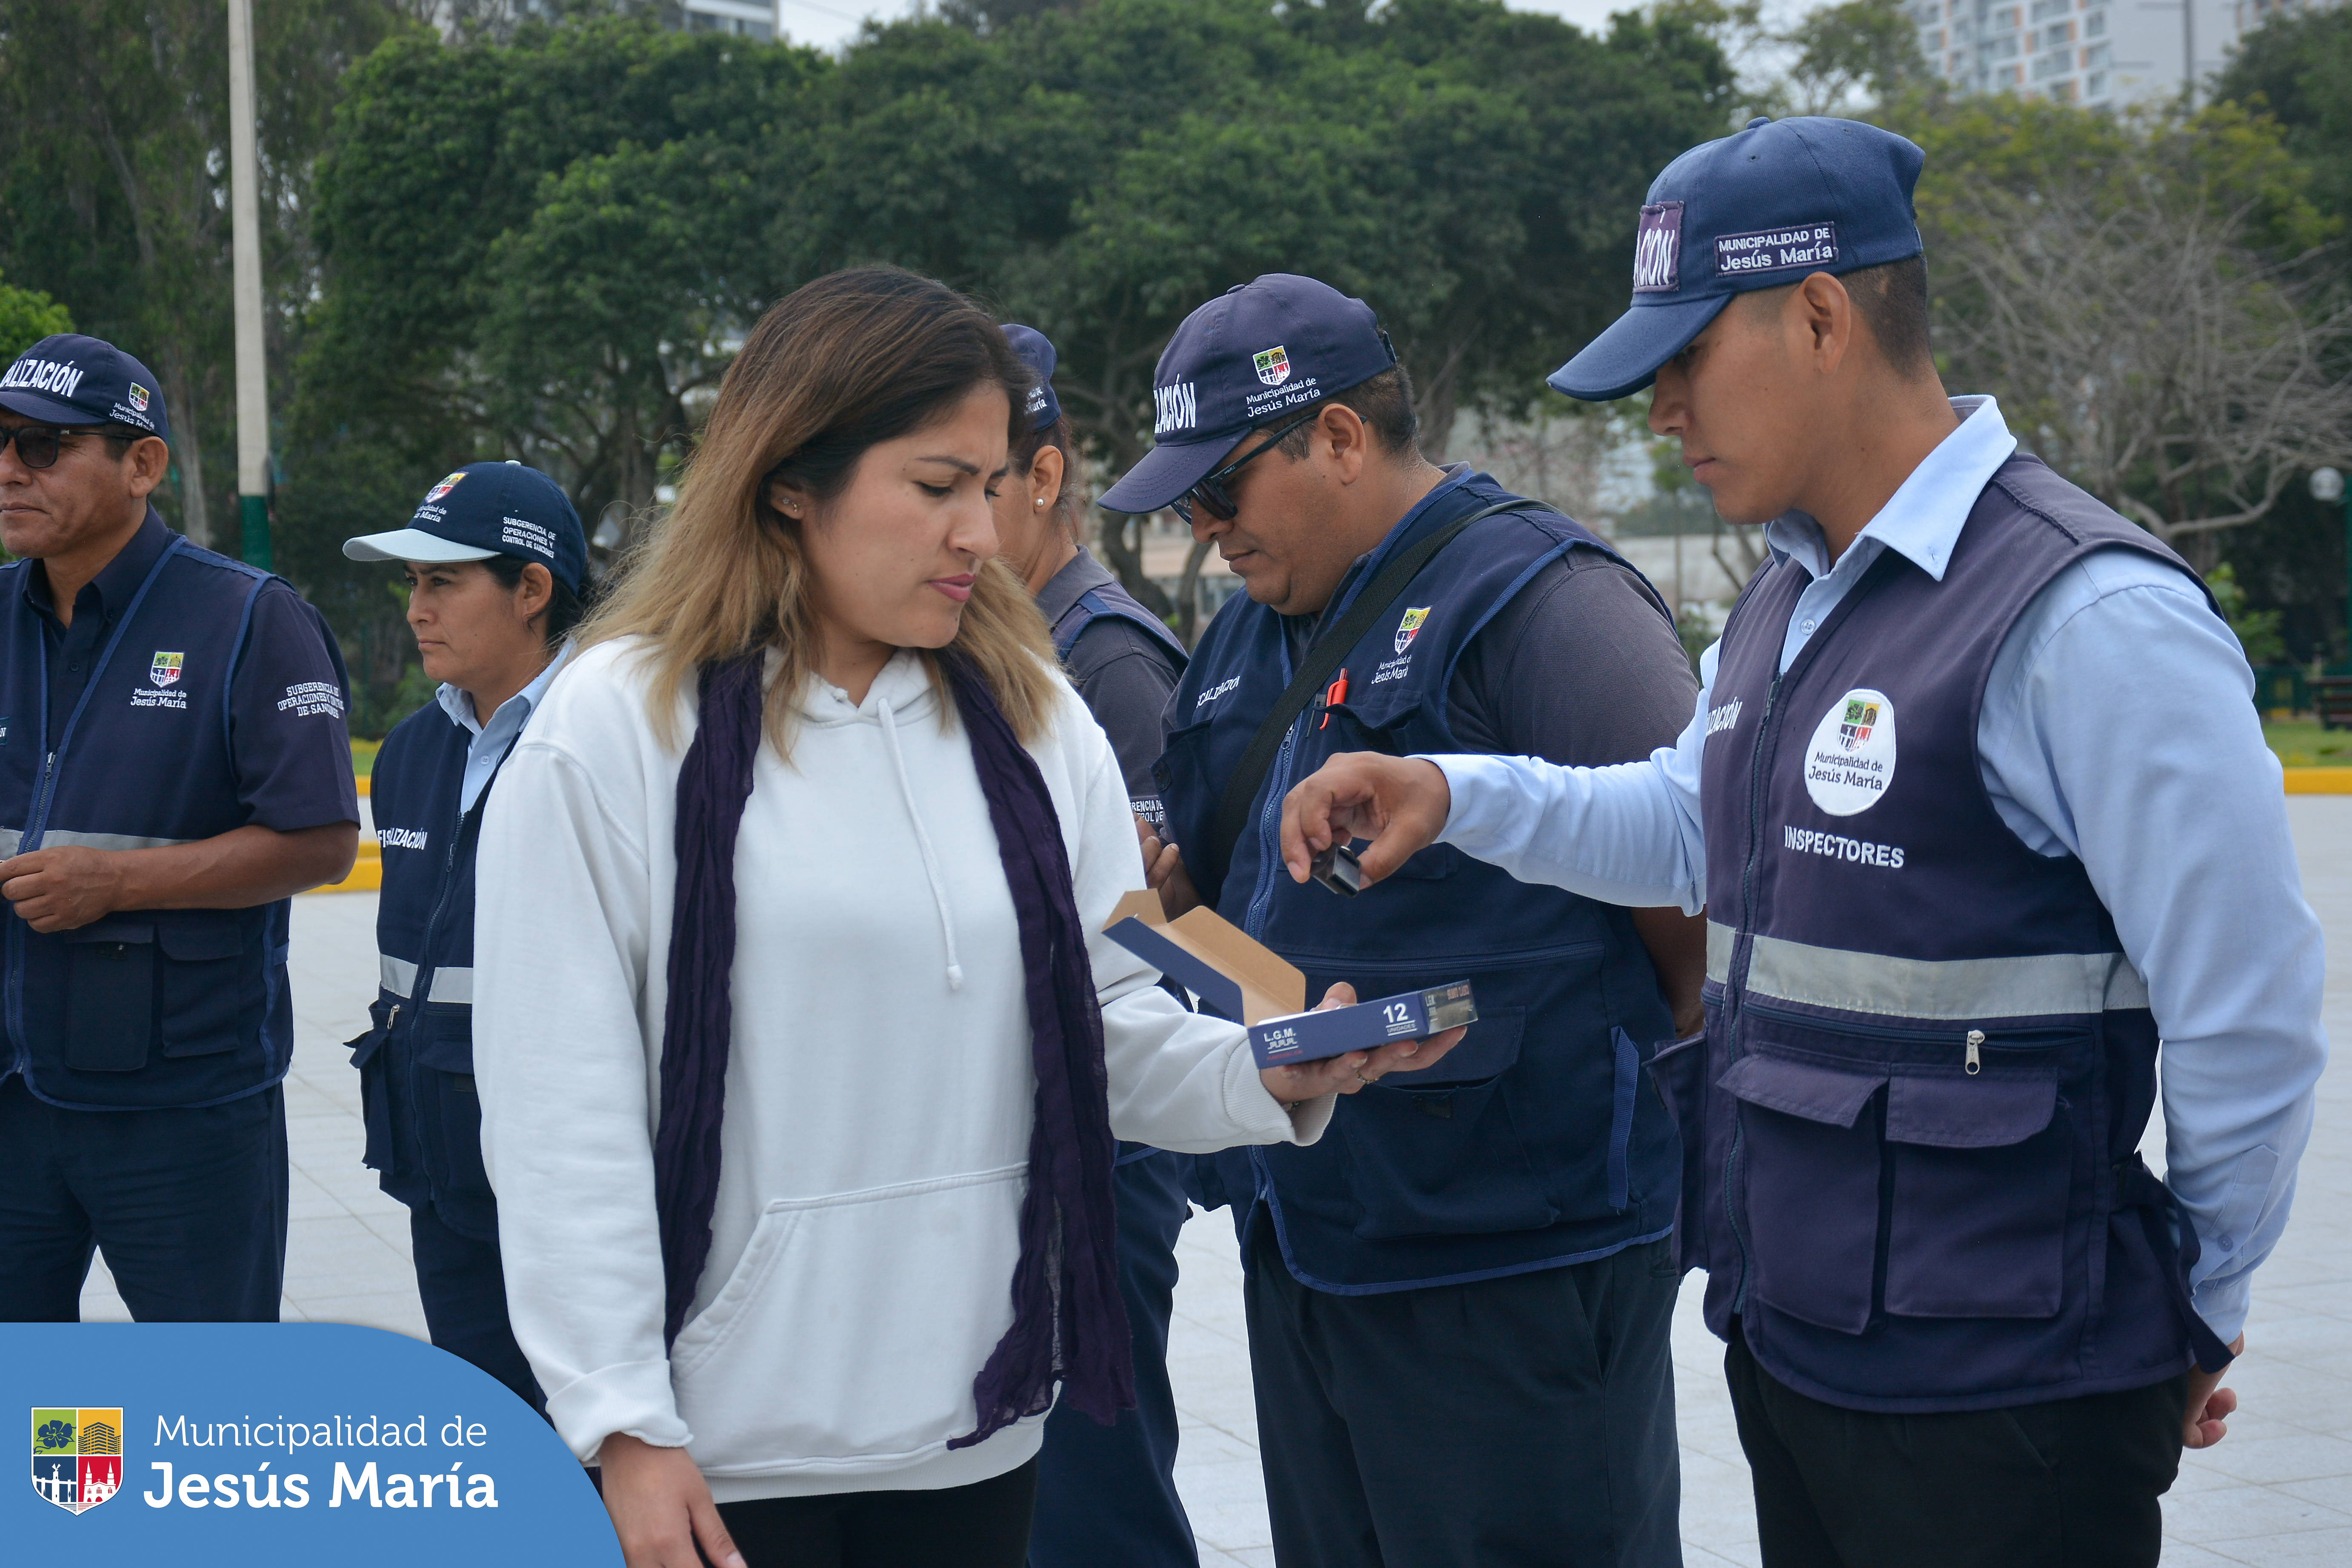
1719, 1053, 1886, 1335
1340, 1010, 1556, 1239
1883, 1074, 2068, 1319
415, 1014, 496, 1229
156, 920, 258, 1057
1645, 1029, 1710, 1273
346, 1011, 392, 1173
64, 923, 157, 1071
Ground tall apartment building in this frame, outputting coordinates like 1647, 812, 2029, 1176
1913, 0, 2244, 106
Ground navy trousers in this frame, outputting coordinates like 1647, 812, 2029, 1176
1243, 1222, 1683, 1568
1028, 1147, 1198, 1568
406, 1197, 544, 1412
0, 1075, 288, 1321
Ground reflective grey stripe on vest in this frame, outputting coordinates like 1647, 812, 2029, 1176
379, 955, 474, 1005
0, 827, 192, 856
1706, 921, 2149, 1020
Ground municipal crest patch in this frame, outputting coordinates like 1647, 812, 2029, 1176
31, 1407, 123, 1515
1254, 345, 1291, 388
149, 651, 183, 688
423, 470, 466, 504
127, 383, 150, 413
1394, 606, 1430, 656
1838, 695, 1880, 749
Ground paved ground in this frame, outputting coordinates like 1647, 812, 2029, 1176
82, 798, 2352, 1565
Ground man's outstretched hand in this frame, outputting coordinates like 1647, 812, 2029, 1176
1281, 754, 1453, 888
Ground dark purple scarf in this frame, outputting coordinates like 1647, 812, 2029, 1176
650, 651, 1133, 1447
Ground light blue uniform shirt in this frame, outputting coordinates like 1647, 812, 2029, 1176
434, 643, 572, 814
1431, 396, 2325, 1344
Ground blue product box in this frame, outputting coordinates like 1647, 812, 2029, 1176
1102, 891, 1477, 1069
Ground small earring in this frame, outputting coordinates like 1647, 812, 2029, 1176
1035, 498, 1046, 508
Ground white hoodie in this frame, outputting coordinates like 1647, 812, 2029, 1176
472, 639, 1326, 1501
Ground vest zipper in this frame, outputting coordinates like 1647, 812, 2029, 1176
1966, 1029, 1984, 1075
1725, 667, 1784, 1312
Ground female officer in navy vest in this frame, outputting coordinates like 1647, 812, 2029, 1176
1280, 118, 2327, 1568
1107, 275, 1707, 1566
993, 325, 1199, 1568
0, 334, 360, 1322
341, 461, 588, 1404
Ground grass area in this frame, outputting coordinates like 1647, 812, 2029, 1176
352, 739, 379, 779
2266, 720, 2352, 768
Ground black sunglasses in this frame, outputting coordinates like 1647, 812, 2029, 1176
0, 424, 130, 470
1174, 409, 1322, 525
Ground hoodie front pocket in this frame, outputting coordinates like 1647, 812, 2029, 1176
670, 1163, 1030, 1474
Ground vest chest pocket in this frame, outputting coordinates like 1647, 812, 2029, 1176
1724, 1037, 2075, 1335
65, 923, 158, 1072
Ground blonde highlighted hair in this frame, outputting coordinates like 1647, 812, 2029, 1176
580, 266, 1060, 755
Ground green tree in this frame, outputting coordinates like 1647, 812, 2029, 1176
2214, 6, 2352, 234
0, 0, 399, 547
0, 272, 71, 362
1889, 94, 2352, 552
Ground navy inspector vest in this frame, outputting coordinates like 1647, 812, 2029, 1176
350, 700, 512, 1239
1684, 453, 2231, 1411
0, 528, 293, 1109
1160, 471, 1680, 1291
1050, 577, 1190, 669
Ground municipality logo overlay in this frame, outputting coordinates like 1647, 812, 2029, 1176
33, 1407, 123, 1515
423, 471, 466, 505
1394, 606, 1429, 656
1254, 345, 1292, 387
149, 651, 183, 689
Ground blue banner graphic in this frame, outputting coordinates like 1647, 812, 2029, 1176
4, 1324, 622, 1563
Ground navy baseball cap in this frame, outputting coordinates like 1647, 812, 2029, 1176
343, 460, 587, 594
1098, 274, 1397, 515
1551, 116, 1926, 402
0, 333, 170, 442
1001, 324, 1063, 434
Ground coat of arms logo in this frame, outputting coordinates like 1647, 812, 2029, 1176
1253, 345, 1291, 387
423, 471, 466, 504
32, 1407, 123, 1514
1838, 696, 1880, 749
1395, 606, 1430, 656
150, 651, 184, 689
127, 383, 150, 412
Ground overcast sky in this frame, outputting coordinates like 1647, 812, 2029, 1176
774, 0, 1632, 52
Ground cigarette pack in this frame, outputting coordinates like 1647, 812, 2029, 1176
1102, 891, 1477, 1069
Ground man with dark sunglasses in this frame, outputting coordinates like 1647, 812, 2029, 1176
1103, 274, 1704, 1567
0, 333, 360, 1325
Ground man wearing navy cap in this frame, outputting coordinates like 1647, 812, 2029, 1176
1117, 275, 1706, 1565
1279, 117, 2326, 1566
343, 461, 589, 1406
0, 333, 361, 1323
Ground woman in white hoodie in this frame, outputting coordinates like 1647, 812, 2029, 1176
470, 267, 1461, 1568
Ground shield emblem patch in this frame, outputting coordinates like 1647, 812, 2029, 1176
128, 383, 150, 412
149, 651, 183, 689
423, 470, 466, 504
1838, 696, 1880, 749
1395, 606, 1430, 656
31, 1407, 123, 1514
1254, 346, 1291, 387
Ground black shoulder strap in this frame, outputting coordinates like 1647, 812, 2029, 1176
1203, 500, 1541, 893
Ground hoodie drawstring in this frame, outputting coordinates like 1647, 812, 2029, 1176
878, 696, 966, 991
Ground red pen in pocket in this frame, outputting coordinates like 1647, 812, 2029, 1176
1318, 669, 1349, 728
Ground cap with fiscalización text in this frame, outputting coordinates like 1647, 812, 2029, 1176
1097, 274, 1397, 516
0, 333, 171, 443
1550, 116, 1927, 403
342, 461, 587, 593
